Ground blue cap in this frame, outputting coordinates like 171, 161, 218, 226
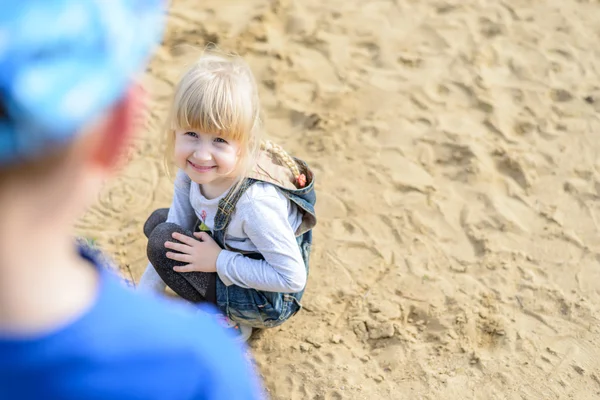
0, 0, 166, 166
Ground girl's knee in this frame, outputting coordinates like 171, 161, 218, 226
146, 222, 193, 270
143, 208, 170, 238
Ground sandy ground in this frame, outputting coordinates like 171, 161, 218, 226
77, 0, 600, 398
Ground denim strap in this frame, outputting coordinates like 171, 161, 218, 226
212, 178, 257, 247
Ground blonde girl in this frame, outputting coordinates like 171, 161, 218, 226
138, 50, 316, 342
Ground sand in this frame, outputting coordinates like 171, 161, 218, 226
76, 0, 600, 398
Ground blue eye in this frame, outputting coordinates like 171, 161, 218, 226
185, 131, 198, 138
214, 137, 228, 144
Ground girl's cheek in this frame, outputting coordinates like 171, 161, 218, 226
173, 142, 192, 165
214, 144, 239, 155
175, 140, 195, 153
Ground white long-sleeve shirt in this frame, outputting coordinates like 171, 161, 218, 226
139, 169, 306, 294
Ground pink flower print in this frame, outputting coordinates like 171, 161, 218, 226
201, 210, 207, 222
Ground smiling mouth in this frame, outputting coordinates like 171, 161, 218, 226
188, 160, 216, 172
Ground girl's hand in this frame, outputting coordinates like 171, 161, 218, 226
165, 232, 222, 273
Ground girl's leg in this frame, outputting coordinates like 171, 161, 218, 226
145, 212, 217, 304
143, 208, 169, 238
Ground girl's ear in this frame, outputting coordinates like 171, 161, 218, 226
90, 83, 146, 170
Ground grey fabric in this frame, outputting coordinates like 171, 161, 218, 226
143, 208, 169, 238
145, 211, 216, 303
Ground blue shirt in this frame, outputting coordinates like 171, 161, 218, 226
0, 248, 264, 399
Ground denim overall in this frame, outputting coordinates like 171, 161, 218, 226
208, 156, 316, 328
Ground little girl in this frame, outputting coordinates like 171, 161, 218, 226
138, 50, 316, 342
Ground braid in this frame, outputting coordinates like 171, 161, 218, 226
261, 140, 306, 187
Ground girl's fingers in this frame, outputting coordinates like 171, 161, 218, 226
173, 264, 196, 273
171, 232, 196, 245
165, 251, 192, 263
164, 241, 190, 253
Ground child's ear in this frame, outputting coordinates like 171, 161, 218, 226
90, 83, 146, 170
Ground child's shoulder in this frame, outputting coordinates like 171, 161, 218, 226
174, 168, 192, 188
0, 272, 258, 399
240, 181, 287, 205
233, 182, 293, 217
90, 273, 248, 368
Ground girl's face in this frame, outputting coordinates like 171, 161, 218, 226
174, 129, 240, 188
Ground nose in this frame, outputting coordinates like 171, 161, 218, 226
193, 142, 212, 161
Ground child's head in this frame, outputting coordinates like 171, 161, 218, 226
165, 50, 262, 187
0, 1, 165, 220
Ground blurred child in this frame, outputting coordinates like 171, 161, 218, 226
138, 50, 317, 342
0, 1, 263, 399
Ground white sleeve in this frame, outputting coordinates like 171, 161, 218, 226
215, 192, 306, 293
138, 170, 197, 293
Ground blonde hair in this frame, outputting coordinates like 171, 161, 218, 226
261, 140, 303, 184
164, 49, 305, 195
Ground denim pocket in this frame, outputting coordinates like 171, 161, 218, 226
253, 292, 301, 328
255, 291, 285, 328
220, 281, 303, 328
283, 294, 302, 318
